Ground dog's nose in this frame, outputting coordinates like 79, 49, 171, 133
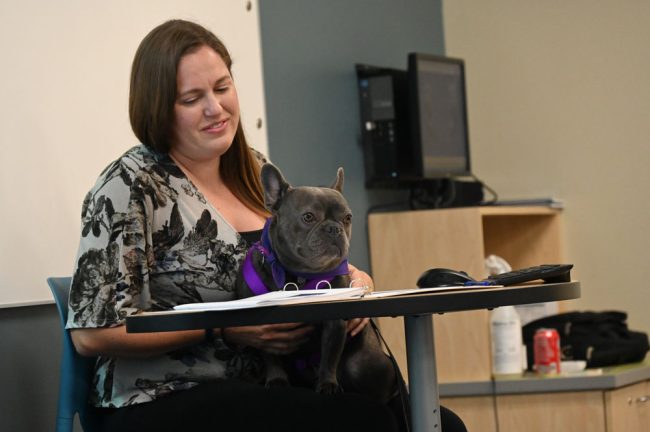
325, 224, 342, 237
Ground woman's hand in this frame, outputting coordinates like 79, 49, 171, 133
222, 323, 314, 355
346, 263, 374, 336
346, 318, 370, 337
348, 263, 374, 291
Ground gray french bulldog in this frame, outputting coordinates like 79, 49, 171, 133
235, 163, 397, 403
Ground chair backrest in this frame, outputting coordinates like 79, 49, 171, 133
48, 277, 96, 432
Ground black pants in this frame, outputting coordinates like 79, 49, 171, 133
90, 379, 466, 432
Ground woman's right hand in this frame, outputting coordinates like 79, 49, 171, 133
222, 323, 314, 355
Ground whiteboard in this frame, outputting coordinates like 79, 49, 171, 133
0, 0, 268, 307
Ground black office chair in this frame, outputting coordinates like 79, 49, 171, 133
48, 277, 96, 432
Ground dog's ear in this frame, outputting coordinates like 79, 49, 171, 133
329, 167, 344, 193
261, 163, 291, 210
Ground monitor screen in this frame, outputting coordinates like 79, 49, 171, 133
409, 53, 471, 178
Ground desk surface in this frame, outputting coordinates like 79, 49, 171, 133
126, 281, 580, 333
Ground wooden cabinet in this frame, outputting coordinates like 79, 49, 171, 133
605, 380, 650, 431
367, 206, 567, 384
495, 391, 606, 432
440, 372, 650, 431
440, 396, 498, 432
440, 380, 650, 432
491, 380, 650, 432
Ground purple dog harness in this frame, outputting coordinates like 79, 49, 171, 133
242, 218, 350, 295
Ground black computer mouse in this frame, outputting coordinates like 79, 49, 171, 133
416, 268, 476, 288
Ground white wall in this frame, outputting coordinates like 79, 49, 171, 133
0, 0, 268, 306
443, 0, 650, 333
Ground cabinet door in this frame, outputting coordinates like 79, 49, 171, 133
368, 208, 492, 382
496, 391, 606, 432
441, 396, 497, 432
605, 381, 650, 432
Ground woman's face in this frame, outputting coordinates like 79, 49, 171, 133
171, 45, 240, 163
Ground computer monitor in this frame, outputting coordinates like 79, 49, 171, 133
408, 53, 472, 179
355, 53, 472, 190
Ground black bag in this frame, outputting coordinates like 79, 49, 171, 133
522, 311, 649, 369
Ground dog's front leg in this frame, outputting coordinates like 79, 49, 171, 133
316, 318, 347, 394
263, 352, 289, 388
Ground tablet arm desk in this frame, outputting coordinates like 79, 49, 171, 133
126, 281, 580, 432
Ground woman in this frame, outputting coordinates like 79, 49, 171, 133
66, 19, 399, 432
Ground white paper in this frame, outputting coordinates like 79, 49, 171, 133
363, 284, 501, 299
173, 287, 367, 311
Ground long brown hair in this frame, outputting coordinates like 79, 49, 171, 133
129, 19, 267, 216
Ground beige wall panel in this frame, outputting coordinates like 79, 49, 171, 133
442, 0, 650, 334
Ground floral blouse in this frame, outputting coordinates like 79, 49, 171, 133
66, 144, 265, 408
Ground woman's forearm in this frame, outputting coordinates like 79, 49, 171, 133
70, 325, 212, 358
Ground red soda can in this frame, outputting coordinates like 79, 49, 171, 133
533, 328, 561, 374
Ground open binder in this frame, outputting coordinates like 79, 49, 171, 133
173, 284, 490, 312
174, 287, 368, 311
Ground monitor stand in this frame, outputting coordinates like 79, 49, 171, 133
408, 178, 484, 209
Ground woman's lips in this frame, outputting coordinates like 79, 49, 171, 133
202, 119, 227, 133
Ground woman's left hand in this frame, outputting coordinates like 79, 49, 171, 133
346, 263, 374, 337
346, 317, 370, 337
348, 263, 374, 292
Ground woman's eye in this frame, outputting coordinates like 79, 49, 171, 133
302, 212, 315, 223
215, 86, 229, 94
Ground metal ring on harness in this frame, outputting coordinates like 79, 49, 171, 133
315, 280, 332, 290
282, 282, 300, 291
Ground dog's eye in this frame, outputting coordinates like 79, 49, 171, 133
302, 212, 315, 223
343, 214, 352, 225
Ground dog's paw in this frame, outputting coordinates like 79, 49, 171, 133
315, 381, 343, 395
265, 377, 290, 389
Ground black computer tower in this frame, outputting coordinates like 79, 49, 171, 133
355, 64, 416, 188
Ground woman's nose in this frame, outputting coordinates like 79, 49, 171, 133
203, 94, 223, 117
